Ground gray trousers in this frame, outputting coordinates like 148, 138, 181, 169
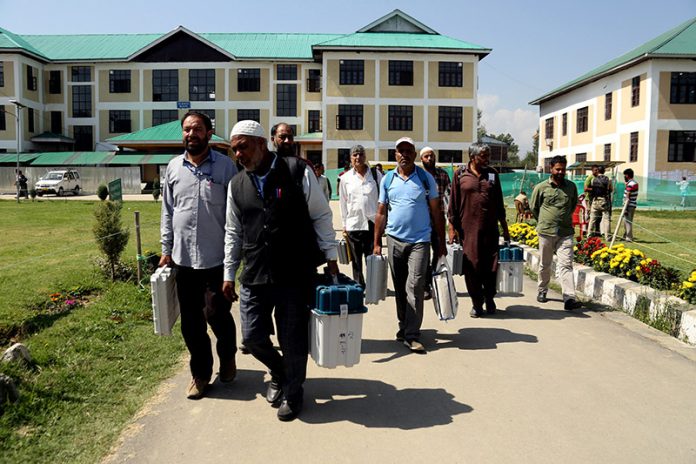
387, 236, 430, 342
623, 206, 636, 240
589, 196, 611, 238
538, 234, 576, 302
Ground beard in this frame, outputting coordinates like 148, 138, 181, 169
276, 143, 295, 157
185, 137, 208, 157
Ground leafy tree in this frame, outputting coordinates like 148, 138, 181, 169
524, 130, 539, 167
93, 201, 129, 281
96, 184, 109, 201
152, 178, 161, 202
477, 109, 487, 141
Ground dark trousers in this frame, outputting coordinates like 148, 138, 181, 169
425, 229, 441, 290
346, 221, 375, 287
239, 283, 310, 402
462, 258, 497, 309
175, 265, 237, 382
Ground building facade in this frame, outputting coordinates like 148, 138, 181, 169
530, 17, 696, 180
0, 10, 489, 170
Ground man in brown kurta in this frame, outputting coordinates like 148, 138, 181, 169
448, 143, 510, 317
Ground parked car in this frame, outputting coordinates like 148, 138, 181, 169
35, 169, 81, 196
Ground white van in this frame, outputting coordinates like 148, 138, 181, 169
35, 169, 81, 196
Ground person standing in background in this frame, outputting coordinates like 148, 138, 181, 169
622, 168, 639, 242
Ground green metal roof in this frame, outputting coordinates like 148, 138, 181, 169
203, 33, 339, 59
107, 121, 227, 144
0, 153, 42, 163
104, 154, 145, 165
20, 33, 161, 61
0, 27, 47, 59
295, 132, 323, 141
531, 17, 696, 105
30, 152, 116, 166
314, 32, 489, 53
143, 154, 178, 165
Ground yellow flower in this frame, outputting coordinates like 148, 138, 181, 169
627, 271, 632, 276
635, 266, 641, 271
600, 253, 608, 259
683, 282, 694, 289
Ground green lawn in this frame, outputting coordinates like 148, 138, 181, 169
0, 199, 184, 463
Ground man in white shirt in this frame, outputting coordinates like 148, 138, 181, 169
339, 144, 382, 287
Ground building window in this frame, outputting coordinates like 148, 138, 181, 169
198, 109, 216, 129
388, 105, 413, 131
71, 66, 91, 82
388, 60, 413, 86
277, 64, 297, 81
438, 106, 463, 132
72, 85, 91, 118
152, 110, 178, 126
387, 149, 397, 161
307, 69, 321, 92
631, 76, 640, 107
27, 108, 35, 133
576, 106, 588, 133
276, 84, 297, 117
49, 71, 61, 94
237, 109, 260, 123
0, 106, 6, 131
308, 110, 321, 133
238, 69, 260, 92
73, 125, 93, 151
153, 69, 178, 102
27, 65, 37, 91
605, 92, 613, 120
670, 72, 696, 104
438, 62, 462, 87
576, 152, 587, 163
630, 132, 639, 162
668, 131, 696, 162
189, 69, 215, 101
338, 148, 351, 168
0, 63, 3, 87
109, 70, 131, 93
604, 143, 611, 161
109, 110, 131, 133
337, 105, 363, 130
545, 117, 554, 139
51, 111, 62, 134
439, 150, 463, 163
561, 113, 567, 136
306, 150, 322, 166
339, 60, 364, 85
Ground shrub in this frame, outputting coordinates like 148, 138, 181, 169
29, 188, 37, 201
678, 270, 696, 304
96, 184, 109, 201
93, 201, 129, 280
94, 256, 136, 282
152, 178, 161, 202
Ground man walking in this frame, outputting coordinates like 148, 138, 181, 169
622, 168, 639, 242
339, 144, 382, 287
373, 137, 446, 353
531, 155, 582, 311
223, 120, 337, 421
420, 146, 451, 299
160, 111, 239, 400
589, 165, 613, 239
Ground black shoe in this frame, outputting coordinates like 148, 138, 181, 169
395, 330, 405, 342
564, 299, 582, 311
470, 307, 484, 318
424, 289, 432, 301
240, 344, 250, 355
266, 378, 282, 405
277, 398, 303, 422
537, 291, 548, 303
485, 299, 497, 315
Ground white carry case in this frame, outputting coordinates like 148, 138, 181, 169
150, 266, 180, 336
496, 261, 524, 294
431, 257, 458, 321
337, 238, 352, 265
365, 254, 388, 304
310, 305, 367, 368
446, 243, 464, 276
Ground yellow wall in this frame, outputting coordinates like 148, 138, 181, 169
558, 113, 569, 149
573, 106, 594, 145
378, 104, 424, 141
215, 69, 225, 101
427, 62, 474, 99
427, 106, 473, 142
379, 60, 424, 98
595, 142, 614, 162
98, 70, 139, 102
619, 130, 644, 176
620, 73, 647, 124
44, 69, 64, 104
325, 59, 376, 98
1, 61, 15, 95
304, 67, 322, 102
596, 91, 617, 136
22, 64, 40, 103
325, 104, 375, 140
229, 68, 270, 101
99, 109, 141, 139
143, 70, 153, 101
0, 101, 15, 140
226, 109, 270, 133
657, 71, 696, 120
179, 69, 188, 102
654, 130, 696, 173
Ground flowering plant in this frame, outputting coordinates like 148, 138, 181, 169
574, 236, 606, 265
509, 223, 539, 248
590, 244, 645, 281
678, 270, 696, 304
38, 287, 89, 314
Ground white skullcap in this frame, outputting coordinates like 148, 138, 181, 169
420, 146, 435, 156
230, 120, 266, 139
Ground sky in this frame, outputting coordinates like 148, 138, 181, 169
2, 0, 695, 155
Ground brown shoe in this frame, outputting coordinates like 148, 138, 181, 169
186, 378, 209, 399
219, 357, 237, 383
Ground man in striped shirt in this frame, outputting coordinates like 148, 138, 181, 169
622, 168, 639, 242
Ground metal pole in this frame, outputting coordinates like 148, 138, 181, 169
610, 200, 628, 249
134, 211, 143, 284
9, 100, 25, 204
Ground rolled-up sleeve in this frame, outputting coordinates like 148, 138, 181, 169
160, 169, 174, 256
303, 166, 338, 261
223, 185, 243, 281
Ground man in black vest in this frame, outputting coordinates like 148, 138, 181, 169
222, 120, 338, 421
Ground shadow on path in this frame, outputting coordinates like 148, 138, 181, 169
496, 304, 591, 320
206, 369, 267, 401
302, 377, 472, 429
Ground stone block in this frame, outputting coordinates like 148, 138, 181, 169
679, 310, 696, 345
1, 343, 32, 365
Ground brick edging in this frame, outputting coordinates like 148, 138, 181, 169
515, 242, 696, 346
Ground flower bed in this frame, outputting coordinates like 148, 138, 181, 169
679, 270, 696, 304
508, 223, 539, 248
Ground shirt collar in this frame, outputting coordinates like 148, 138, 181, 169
182, 148, 216, 168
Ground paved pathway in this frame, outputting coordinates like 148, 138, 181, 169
103, 202, 696, 463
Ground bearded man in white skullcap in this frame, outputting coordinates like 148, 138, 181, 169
222, 120, 338, 422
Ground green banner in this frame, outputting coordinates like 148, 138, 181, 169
108, 178, 123, 202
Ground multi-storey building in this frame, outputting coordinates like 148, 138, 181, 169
0, 10, 489, 172
530, 17, 696, 180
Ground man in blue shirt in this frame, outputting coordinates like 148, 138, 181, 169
373, 137, 446, 353
160, 111, 239, 400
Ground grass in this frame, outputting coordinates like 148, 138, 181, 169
0, 199, 184, 463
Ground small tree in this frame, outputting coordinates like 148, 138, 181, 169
29, 188, 37, 201
93, 201, 129, 281
152, 178, 161, 202
96, 184, 109, 201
